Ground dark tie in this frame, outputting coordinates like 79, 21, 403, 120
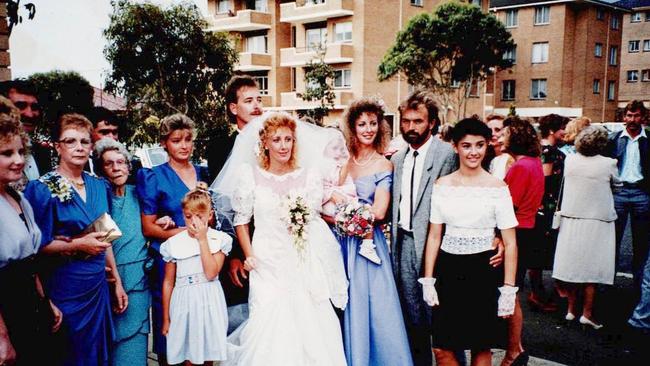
409, 150, 419, 230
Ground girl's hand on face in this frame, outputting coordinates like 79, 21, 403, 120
188, 215, 208, 241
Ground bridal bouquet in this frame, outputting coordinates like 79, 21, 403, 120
334, 201, 375, 237
280, 193, 312, 257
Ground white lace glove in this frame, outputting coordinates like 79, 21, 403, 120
497, 285, 518, 317
418, 277, 439, 307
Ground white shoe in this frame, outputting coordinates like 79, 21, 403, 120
565, 312, 576, 321
579, 315, 603, 330
359, 240, 381, 265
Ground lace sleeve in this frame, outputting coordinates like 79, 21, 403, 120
232, 164, 255, 226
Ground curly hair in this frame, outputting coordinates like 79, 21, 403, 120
343, 98, 390, 156
0, 106, 28, 153
181, 181, 212, 214
52, 113, 93, 142
159, 113, 196, 143
93, 138, 132, 178
575, 126, 608, 157
258, 113, 298, 170
503, 117, 541, 157
563, 117, 591, 145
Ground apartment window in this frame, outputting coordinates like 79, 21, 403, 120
627, 70, 639, 82
503, 45, 517, 64
607, 81, 616, 101
253, 0, 268, 12
334, 69, 352, 88
534, 6, 550, 25
596, 8, 605, 20
305, 0, 325, 4
291, 68, 296, 91
629, 40, 640, 52
532, 42, 549, 63
306, 27, 327, 51
646, 11, 650, 21
246, 35, 268, 53
335, 22, 352, 43
531, 79, 547, 99
631, 12, 642, 22
502, 80, 516, 100
609, 46, 618, 65
642, 70, 650, 82
593, 79, 600, 94
644, 40, 650, 51
252, 76, 269, 95
505, 10, 518, 28
611, 15, 620, 30
216, 0, 231, 13
471, 0, 481, 7
595, 43, 603, 57
410, 0, 423, 6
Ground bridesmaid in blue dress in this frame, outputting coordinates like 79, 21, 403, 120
135, 114, 209, 366
24, 114, 126, 366
339, 99, 413, 366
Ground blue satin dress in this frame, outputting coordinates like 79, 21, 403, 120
24, 172, 114, 366
135, 162, 209, 356
336, 172, 413, 366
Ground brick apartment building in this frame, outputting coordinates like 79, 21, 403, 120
489, 0, 629, 122
615, 0, 650, 111
206, 0, 491, 128
0, 0, 10, 81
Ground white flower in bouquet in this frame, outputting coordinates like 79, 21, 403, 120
280, 193, 312, 258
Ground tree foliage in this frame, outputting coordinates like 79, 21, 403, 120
104, 0, 238, 155
297, 48, 336, 126
7, 0, 36, 36
27, 70, 95, 136
378, 1, 514, 122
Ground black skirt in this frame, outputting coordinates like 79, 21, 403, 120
432, 249, 504, 350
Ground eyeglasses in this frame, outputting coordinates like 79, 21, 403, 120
58, 138, 92, 149
13, 101, 40, 111
103, 159, 128, 168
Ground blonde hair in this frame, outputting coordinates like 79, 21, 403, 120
159, 113, 196, 142
0, 96, 27, 149
257, 113, 298, 170
181, 181, 212, 214
563, 116, 591, 145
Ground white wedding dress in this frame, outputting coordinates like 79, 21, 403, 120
224, 163, 347, 366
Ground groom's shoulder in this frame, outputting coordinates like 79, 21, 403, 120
431, 136, 455, 157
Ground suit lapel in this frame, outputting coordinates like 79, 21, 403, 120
414, 139, 438, 212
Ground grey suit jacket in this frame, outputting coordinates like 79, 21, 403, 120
390, 136, 458, 274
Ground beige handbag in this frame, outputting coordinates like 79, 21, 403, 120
83, 213, 123, 243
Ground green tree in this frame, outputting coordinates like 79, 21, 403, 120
298, 48, 335, 126
378, 1, 514, 122
104, 0, 238, 155
28, 70, 95, 137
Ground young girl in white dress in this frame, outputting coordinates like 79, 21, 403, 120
161, 182, 233, 365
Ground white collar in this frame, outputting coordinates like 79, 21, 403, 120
409, 135, 434, 157
622, 127, 646, 141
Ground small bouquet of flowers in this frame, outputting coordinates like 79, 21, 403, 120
334, 201, 375, 237
280, 193, 312, 258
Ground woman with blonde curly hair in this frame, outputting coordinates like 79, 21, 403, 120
222, 113, 347, 365
339, 98, 413, 366
560, 117, 591, 155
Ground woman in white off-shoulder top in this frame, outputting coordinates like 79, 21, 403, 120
420, 118, 519, 366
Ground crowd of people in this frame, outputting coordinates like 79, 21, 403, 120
0, 74, 649, 366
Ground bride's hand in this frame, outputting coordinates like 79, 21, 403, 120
244, 256, 257, 271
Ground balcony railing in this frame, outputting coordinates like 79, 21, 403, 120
206, 9, 272, 32
280, 0, 354, 23
235, 52, 273, 72
280, 90, 354, 109
280, 43, 353, 67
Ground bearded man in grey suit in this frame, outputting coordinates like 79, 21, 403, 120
390, 91, 457, 366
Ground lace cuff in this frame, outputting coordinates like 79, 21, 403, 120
232, 164, 255, 226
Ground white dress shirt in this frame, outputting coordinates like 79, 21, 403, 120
398, 136, 433, 231
619, 128, 645, 184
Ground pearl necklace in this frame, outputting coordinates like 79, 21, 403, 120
353, 152, 377, 167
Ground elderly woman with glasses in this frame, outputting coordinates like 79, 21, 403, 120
24, 113, 126, 366
94, 138, 151, 366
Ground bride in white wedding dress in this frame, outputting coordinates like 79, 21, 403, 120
220, 113, 347, 366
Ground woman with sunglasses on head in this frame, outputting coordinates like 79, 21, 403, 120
24, 113, 126, 366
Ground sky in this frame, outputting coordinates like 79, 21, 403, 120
10, 0, 208, 88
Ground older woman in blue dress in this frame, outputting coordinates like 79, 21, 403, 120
136, 114, 210, 366
95, 138, 151, 366
24, 113, 126, 366
0, 101, 63, 365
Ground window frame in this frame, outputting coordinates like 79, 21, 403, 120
534, 6, 550, 25
410, 0, 423, 6
631, 12, 642, 23
642, 69, 650, 82
502, 80, 516, 101
609, 46, 618, 66
503, 45, 517, 64
305, 27, 327, 52
530, 79, 547, 100
245, 34, 268, 54
629, 40, 640, 53
216, 0, 231, 14
643, 40, 650, 52
595, 42, 603, 57
596, 8, 605, 21
532, 42, 549, 64
593, 79, 600, 94
334, 22, 352, 43
333, 69, 352, 89
505, 9, 518, 28
611, 15, 620, 30
627, 70, 639, 83
607, 81, 616, 101
252, 75, 269, 95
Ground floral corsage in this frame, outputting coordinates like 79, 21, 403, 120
39, 171, 73, 203
280, 193, 312, 258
